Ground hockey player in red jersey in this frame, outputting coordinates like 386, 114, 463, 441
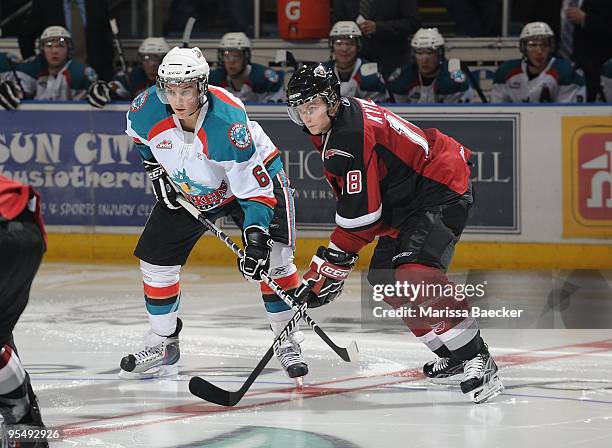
0, 175, 49, 446
286, 63, 504, 404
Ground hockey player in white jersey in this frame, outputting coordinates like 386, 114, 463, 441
0, 26, 99, 108
120, 47, 306, 383
387, 28, 472, 104
208, 32, 285, 103
322, 21, 389, 102
491, 22, 586, 103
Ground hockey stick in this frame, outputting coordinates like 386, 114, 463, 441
175, 195, 359, 363
181, 17, 197, 48
108, 18, 134, 96
190, 299, 308, 406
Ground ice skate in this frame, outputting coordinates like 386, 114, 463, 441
423, 356, 465, 384
460, 347, 504, 404
119, 319, 182, 379
275, 331, 308, 388
0, 373, 49, 447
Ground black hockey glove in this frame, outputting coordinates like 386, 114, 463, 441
239, 226, 273, 282
294, 246, 358, 308
87, 81, 111, 108
142, 158, 181, 210
0, 80, 23, 110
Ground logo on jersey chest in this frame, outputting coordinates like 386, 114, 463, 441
228, 122, 252, 150
156, 139, 173, 150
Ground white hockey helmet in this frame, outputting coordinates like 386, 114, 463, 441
218, 32, 251, 65
329, 21, 362, 49
156, 46, 210, 105
40, 25, 72, 42
411, 28, 445, 51
40, 25, 72, 51
138, 37, 170, 56
519, 22, 555, 56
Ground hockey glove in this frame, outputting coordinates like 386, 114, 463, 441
294, 246, 358, 308
142, 158, 181, 209
239, 226, 273, 282
0, 80, 23, 110
87, 81, 111, 108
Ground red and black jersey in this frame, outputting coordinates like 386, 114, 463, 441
309, 97, 472, 254
0, 175, 47, 247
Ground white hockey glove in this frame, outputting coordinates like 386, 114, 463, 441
142, 158, 181, 210
294, 246, 358, 308
239, 226, 273, 282
0, 80, 23, 110
87, 81, 111, 108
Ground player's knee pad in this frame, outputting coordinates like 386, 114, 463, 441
388, 263, 472, 338
139, 260, 181, 336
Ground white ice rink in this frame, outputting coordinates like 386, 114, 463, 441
13, 263, 612, 447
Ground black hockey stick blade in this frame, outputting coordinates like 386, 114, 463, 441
189, 346, 274, 406
313, 325, 359, 362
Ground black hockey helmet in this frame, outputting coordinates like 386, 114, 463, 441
286, 63, 341, 125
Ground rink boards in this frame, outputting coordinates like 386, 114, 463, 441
1, 102, 611, 268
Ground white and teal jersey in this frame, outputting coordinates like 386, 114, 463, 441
387, 59, 472, 104
0, 54, 97, 100
600, 58, 612, 102
322, 58, 389, 103
209, 63, 285, 103
125, 85, 283, 229
491, 57, 585, 103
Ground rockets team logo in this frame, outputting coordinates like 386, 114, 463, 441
228, 122, 252, 150
130, 89, 149, 112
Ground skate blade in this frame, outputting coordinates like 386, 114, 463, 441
294, 376, 304, 390
118, 364, 178, 380
470, 375, 504, 404
430, 373, 464, 386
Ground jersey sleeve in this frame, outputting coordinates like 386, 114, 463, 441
252, 66, 285, 103
325, 128, 383, 254
556, 62, 586, 103
491, 66, 511, 103
359, 63, 390, 102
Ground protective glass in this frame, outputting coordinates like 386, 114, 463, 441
156, 81, 199, 104
221, 50, 244, 62
140, 54, 163, 65
287, 97, 328, 126
332, 38, 358, 48
42, 38, 69, 49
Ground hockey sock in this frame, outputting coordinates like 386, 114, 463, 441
391, 263, 479, 355
140, 261, 181, 337
0, 343, 30, 423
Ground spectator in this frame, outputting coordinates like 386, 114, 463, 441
88, 38, 171, 108
442, 0, 502, 37
600, 58, 612, 102
558, 0, 612, 101
332, 0, 421, 80
491, 22, 585, 103
323, 21, 388, 102
18, 0, 115, 81
387, 28, 472, 103
0, 26, 99, 108
209, 32, 285, 103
